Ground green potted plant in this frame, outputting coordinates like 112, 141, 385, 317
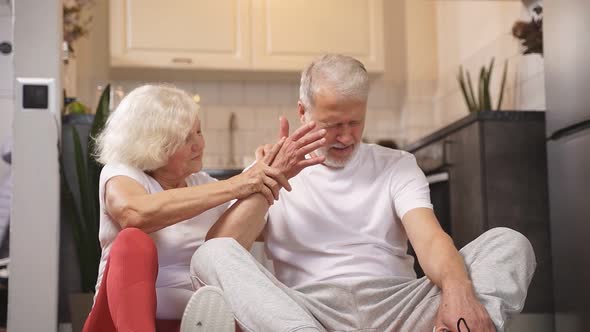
457, 58, 508, 113
61, 85, 110, 332
512, 5, 543, 56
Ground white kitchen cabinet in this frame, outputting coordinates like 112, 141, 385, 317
110, 0, 385, 72
110, 0, 251, 69
251, 0, 384, 72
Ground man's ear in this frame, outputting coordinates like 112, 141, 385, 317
297, 101, 307, 124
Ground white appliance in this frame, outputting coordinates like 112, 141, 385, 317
8, 0, 62, 331
545, 0, 590, 330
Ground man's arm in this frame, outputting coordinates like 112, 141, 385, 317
402, 208, 495, 332
402, 208, 468, 293
206, 118, 326, 250
206, 194, 269, 250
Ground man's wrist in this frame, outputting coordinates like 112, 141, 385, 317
441, 277, 473, 294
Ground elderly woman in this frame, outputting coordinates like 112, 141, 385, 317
82, 85, 326, 332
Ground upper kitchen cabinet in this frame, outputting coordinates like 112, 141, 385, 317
109, 0, 251, 69
251, 0, 384, 72
109, 0, 385, 72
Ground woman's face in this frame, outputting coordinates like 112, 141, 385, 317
164, 117, 205, 177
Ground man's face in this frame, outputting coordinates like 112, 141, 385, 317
300, 89, 366, 168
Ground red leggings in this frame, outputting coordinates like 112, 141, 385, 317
82, 228, 181, 332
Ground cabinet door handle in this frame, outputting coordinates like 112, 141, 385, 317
171, 57, 193, 64
443, 139, 454, 166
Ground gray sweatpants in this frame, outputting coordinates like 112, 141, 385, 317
190, 228, 536, 332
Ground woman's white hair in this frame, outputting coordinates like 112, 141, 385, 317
95, 84, 199, 171
299, 54, 369, 111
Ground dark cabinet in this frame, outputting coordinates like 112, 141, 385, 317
405, 111, 553, 314
446, 123, 486, 249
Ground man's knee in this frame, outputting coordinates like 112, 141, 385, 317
484, 227, 536, 266
191, 237, 244, 272
198, 237, 242, 257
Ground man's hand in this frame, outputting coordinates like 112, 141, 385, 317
435, 282, 495, 332
231, 137, 291, 205
402, 208, 494, 332
256, 116, 326, 179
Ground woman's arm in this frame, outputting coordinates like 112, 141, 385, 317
105, 159, 290, 234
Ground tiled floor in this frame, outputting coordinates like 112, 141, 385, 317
507, 313, 554, 332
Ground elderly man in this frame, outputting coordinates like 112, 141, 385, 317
185, 55, 536, 332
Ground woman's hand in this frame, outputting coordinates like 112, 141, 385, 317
230, 138, 292, 205
256, 117, 327, 179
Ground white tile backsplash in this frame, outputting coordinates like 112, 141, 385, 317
202, 106, 231, 130
368, 80, 389, 108
234, 130, 265, 156
231, 106, 258, 130
255, 106, 281, 130
244, 82, 269, 106
202, 129, 229, 166
218, 81, 245, 106
267, 82, 299, 106
403, 102, 436, 128
278, 107, 304, 132
374, 108, 400, 133
194, 82, 220, 105
170, 81, 196, 96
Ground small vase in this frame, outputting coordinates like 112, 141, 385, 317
62, 41, 77, 98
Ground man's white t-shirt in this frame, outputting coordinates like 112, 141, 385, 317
265, 144, 433, 288
95, 164, 229, 319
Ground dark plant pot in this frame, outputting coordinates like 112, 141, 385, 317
62, 114, 95, 125
59, 114, 96, 323
68, 292, 93, 332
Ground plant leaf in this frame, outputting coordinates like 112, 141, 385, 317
61, 85, 111, 292
458, 67, 475, 112
87, 85, 110, 242
466, 71, 478, 113
478, 67, 486, 112
497, 60, 509, 110
72, 126, 101, 292
485, 58, 495, 111
71, 127, 91, 233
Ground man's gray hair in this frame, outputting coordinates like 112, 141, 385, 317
95, 84, 199, 171
299, 54, 369, 111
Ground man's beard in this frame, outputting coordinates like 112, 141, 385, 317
314, 143, 359, 168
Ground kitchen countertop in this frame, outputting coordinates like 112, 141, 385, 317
403, 111, 545, 153
203, 168, 243, 180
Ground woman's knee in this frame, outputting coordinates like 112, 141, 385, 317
111, 227, 157, 264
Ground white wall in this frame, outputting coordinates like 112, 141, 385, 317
433, 1, 546, 127
397, 0, 440, 143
